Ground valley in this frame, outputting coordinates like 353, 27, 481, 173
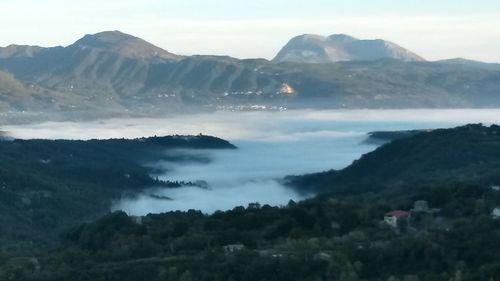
1, 112, 499, 280
1, 12, 500, 279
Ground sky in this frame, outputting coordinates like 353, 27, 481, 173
1, 0, 500, 62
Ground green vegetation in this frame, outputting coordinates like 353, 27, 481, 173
365, 130, 428, 144
1, 125, 500, 280
2, 181, 499, 281
288, 124, 500, 195
0, 135, 234, 251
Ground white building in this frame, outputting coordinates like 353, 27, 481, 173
384, 210, 410, 228
492, 207, 500, 219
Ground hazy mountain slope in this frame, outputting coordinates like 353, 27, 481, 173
141, 56, 286, 105
0, 70, 35, 111
437, 58, 500, 71
0, 70, 24, 91
1, 31, 500, 115
73, 31, 180, 60
0, 31, 186, 113
0, 31, 179, 93
254, 59, 500, 108
0, 68, 115, 115
273, 34, 424, 63
131, 57, 500, 109
0, 41, 293, 113
0, 45, 46, 59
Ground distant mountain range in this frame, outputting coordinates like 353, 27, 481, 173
1, 31, 500, 118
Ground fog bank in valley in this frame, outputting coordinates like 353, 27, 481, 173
5, 109, 500, 215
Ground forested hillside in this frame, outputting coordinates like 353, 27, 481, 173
288, 124, 500, 195
1, 125, 499, 280
0, 135, 234, 248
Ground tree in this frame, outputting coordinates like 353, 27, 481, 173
179, 270, 193, 281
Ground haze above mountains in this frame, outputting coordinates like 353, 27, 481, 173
1, 30, 500, 119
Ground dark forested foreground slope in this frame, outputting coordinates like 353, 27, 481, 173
2, 31, 500, 119
1, 125, 499, 281
288, 124, 500, 196
0, 135, 234, 248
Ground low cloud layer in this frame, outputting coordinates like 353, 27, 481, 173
5, 109, 500, 215
5, 109, 500, 141
113, 180, 303, 215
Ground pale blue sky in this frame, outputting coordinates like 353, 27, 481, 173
152, 0, 499, 19
1, 0, 500, 62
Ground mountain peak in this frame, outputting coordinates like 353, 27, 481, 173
273, 33, 424, 64
328, 34, 357, 43
293, 34, 328, 41
75, 31, 136, 47
71, 31, 180, 60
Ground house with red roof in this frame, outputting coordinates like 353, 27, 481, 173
384, 210, 410, 228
